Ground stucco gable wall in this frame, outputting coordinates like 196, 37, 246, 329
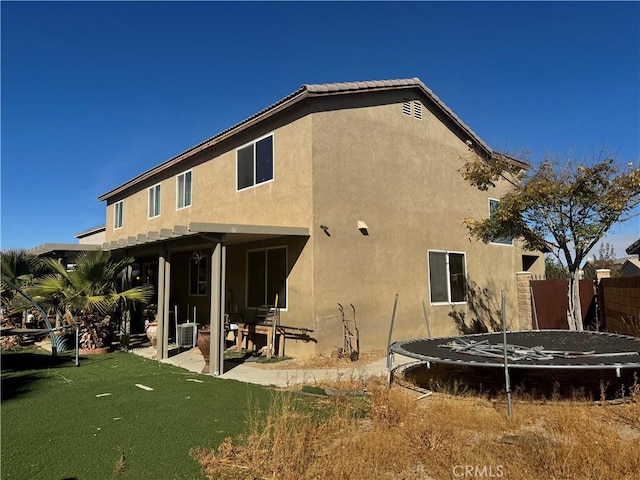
309, 94, 542, 352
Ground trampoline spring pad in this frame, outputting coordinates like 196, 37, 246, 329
391, 330, 640, 370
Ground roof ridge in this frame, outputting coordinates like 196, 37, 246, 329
303, 77, 424, 93
99, 77, 497, 201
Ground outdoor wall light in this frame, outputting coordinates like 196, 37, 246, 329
357, 220, 369, 236
320, 224, 331, 237
191, 250, 203, 264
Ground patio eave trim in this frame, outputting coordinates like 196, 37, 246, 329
102, 222, 310, 251
189, 222, 309, 237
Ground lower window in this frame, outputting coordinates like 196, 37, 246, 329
428, 250, 467, 303
247, 247, 287, 309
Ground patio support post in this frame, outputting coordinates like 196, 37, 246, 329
162, 252, 171, 359
156, 250, 171, 360
155, 252, 165, 358
209, 242, 226, 376
218, 244, 227, 375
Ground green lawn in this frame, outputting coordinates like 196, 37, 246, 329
1, 348, 271, 480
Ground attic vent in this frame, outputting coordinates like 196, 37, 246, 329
402, 99, 411, 116
413, 101, 422, 120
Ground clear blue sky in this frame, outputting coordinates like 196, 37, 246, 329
2, 1, 639, 256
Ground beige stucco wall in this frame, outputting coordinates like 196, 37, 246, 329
104, 114, 314, 241
103, 112, 318, 357
308, 93, 544, 353
101, 90, 544, 357
78, 230, 105, 245
224, 236, 314, 356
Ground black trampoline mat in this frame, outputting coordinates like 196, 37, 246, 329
391, 330, 640, 369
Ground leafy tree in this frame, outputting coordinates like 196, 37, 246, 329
460, 148, 640, 330
583, 242, 621, 279
545, 256, 569, 280
26, 251, 153, 349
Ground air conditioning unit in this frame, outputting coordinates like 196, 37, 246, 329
176, 323, 197, 348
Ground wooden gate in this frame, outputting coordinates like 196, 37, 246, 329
530, 279, 597, 329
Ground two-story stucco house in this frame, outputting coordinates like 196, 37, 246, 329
98, 78, 544, 375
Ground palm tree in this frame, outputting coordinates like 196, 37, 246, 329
1, 248, 50, 323
27, 251, 153, 350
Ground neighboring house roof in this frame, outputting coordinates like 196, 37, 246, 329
620, 258, 640, 277
626, 238, 640, 256
612, 254, 639, 266
74, 224, 106, 240
98, 77, 528, 202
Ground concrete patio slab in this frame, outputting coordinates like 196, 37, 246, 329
130, 345, 418, 387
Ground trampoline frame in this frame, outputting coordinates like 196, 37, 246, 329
390, 330, 640, 371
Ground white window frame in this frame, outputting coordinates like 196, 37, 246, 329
236, 133, 274, 191
114, 201, 123, 230
428, 249, 467, 305
176, 170, 192, 210
148, 183, 161, 218
488, 198, 513, 246
245, 245, 288, 310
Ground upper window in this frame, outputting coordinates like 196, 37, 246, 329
114, 201, 123, 229
176, 170, 192, 210
489, 199, 512, 245
246, 246, 287, 309
148, 184, 161, 218
237, 134, 274, 190
428, 250, 467, 304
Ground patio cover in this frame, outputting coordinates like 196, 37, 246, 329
103, 222, 310, 376
30, 243, 103, 256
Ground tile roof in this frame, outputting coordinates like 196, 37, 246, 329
74, 224, 106, 239
626, 238, 640, 255
98, 78, 513, 201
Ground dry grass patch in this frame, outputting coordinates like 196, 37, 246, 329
112, 450, 126, 477
192, 379, 640, 480
246, 348, 386, 370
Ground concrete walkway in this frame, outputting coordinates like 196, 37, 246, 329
131, 346, 418, 387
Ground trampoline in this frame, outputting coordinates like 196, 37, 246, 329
390, 330, 640, 371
